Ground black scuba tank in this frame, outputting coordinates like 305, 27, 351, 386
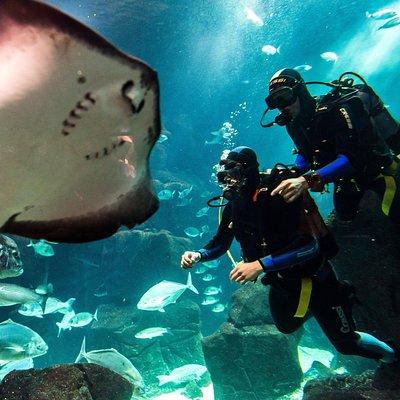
317, 73, 400, 154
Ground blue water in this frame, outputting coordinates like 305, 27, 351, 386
2, 0, 400, 398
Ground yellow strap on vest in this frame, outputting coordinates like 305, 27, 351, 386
294, 277, 312, 318
382, 175, 396, 216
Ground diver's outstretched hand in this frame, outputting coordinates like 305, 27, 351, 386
230, 261, 263, 284
181, 251, 201, 269
271, 177, 309, 203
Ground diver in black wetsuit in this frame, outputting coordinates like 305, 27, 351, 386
263, 68, 400, 223
180, 146, 399, 389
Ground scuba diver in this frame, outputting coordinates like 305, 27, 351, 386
261, 68, 400, 223
180, 146, 399, 389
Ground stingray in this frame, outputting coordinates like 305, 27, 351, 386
0, 0, 161, 243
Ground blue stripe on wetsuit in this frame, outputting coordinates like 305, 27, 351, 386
295, 153, 311, 174
198, 245, 227, 262
259, 238, 319, 272
316, 154, 356, 182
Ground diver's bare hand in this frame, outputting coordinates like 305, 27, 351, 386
271, 177, 309, 203
181, 251, 201, 269
229, 261, 263, 284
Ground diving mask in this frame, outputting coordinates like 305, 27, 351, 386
265, 86, 298, 110
216, 160, 247, 200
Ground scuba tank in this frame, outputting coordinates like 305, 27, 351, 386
315, 72, 400, 154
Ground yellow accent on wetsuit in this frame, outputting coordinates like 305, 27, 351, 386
294, 278, 312, 318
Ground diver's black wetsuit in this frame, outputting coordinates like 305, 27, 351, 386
199, 176, 386, 360
288, 95, 400, 222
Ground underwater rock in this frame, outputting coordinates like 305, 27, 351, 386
88, 300, 209, 398
202, 322, 302, 400
0, 363, 134, 400
303, 371, 399, 400
227, 279, 273, 328
327, 191, 400, 344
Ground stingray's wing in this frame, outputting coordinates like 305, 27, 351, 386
0, 0, 160, 242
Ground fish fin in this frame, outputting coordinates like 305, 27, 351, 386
39, 295, 49, 313
35, 283, 53, 295
277, 45, 281, 54
74, 337, 87, 363
27, 241, 33, 247
0, 319, 14, 325
158, 308, 165, 313
3, 345, 24, 353
65, 298, 76, 311
186, 272, 199, 294
56, 323, 62, 338
93, 308, 98, 321
365, 11, 371, 18
165, 328, 173, 335
157, 375, 169, 386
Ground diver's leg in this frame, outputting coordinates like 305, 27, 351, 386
269, 280, 306, 334
333, 178, 364, 221
310, 264, 394, 360
369, 173, 400, 225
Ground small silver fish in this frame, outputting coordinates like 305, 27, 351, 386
158, 189, 175, 201
56, 311, 76, 337
378, 15, 400, 29
366, 9, 397, 20
27, 239, 55, 257
294, 64, 312, 72
157, 133, 168, 143
157, 364, 207, 386
201, 296, 219, 305
203, 286, 222, 296
0, 319, 48, 364
212, 303, 227, 313
201, 274, 215, 282
75, 337, 144, 390
195, 207, 209, 218
194, 266, 207, 274
134, 327, 171, 339
184, 227, 200, 238
202, 260, 220, 269
320, 52, 338, 63
93, 283, 108, 298
244, 6, 264, 26
68, 310, 98, 327
261, 44, 280, 55
0, 283, 44, 307
178, 186, 193, 199
137, 272, 198, 312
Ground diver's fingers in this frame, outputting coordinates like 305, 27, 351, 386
285, 191, 301, 203
181, 255, 194, 268
280, 187, 296, 200
235, 274, 247, 284
230, 268, 242, 281
271, 180, 291, 196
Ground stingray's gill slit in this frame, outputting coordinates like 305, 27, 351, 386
61, 91, 97, 136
